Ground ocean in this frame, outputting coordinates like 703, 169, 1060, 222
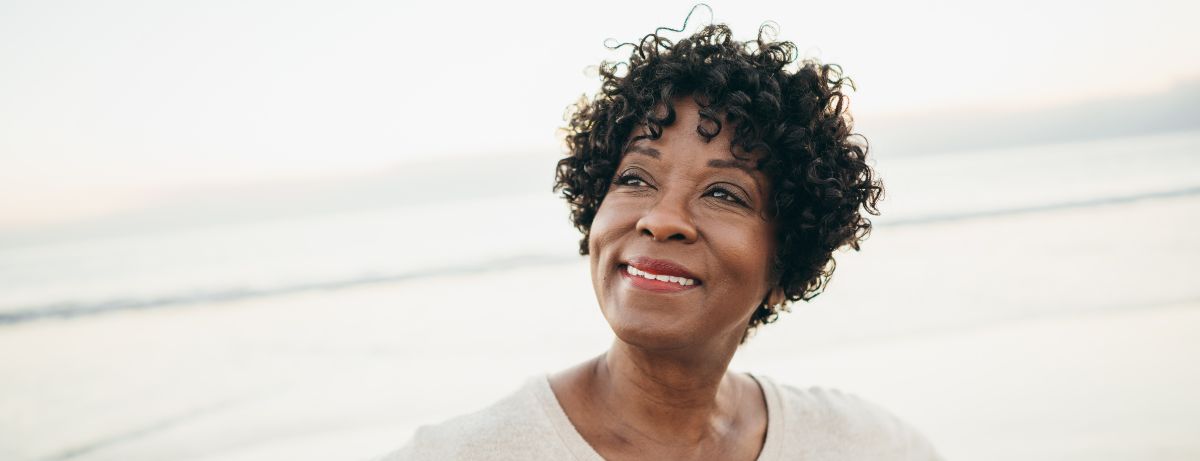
2, 130, 1198, 325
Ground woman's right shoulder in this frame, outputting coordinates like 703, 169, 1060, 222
371, 375, 571, 461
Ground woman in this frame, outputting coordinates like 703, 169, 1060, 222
380, 19, 941, 461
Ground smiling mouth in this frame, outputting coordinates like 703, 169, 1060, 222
624, 264, 697, 286
618, 258, 702, 292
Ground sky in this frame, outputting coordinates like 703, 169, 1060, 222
1, 0, 1198, 228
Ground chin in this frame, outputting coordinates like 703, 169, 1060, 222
605, 309, 698, 351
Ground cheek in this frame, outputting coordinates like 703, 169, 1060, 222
587, 196, 635, 256
714, 219, 777, 294
588, 204, 612, 257
749, 226, 778, 287
587, 198, 623, 288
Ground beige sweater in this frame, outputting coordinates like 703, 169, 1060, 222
376, 373, 942, 460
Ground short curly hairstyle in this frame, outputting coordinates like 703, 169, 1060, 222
554, 20, 883, 339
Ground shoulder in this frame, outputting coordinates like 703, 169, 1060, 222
757, 375, 943, 460
373, 376, 569, 461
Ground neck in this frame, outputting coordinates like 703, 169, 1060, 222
588, 335, 745, 445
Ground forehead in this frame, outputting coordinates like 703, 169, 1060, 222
624, 97, 766, 165
621, 99, 774, 196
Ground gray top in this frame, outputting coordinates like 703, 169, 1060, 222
376, 373, 942, 460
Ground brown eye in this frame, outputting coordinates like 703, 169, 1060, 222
615, 172, 649, 187
707, 186, 747, 206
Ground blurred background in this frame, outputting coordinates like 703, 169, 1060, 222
2, 0, 1198, 460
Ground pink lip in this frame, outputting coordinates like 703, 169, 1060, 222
619, 257, 702, 293
625, 257, 700, 281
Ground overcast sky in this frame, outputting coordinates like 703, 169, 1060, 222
1, 0, 1198, 227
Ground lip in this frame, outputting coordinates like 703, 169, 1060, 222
625, 257, 701, 280
619, 256, 702, 293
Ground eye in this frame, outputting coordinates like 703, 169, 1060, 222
614, 171, 650, 187
706, 186, 748, 206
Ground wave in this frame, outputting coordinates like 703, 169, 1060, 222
0, 253, 577, 325
881, 185, 1200, 226
3, 184, 1198, 326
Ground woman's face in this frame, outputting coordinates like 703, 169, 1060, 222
589, 98, 778, 350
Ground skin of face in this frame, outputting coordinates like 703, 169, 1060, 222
588, 97, 780, 352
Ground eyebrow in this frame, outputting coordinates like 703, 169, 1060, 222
625, 144, 661, 158
625, 143, 763, 191
708, 158, 766, 197
706, 158, 756, 176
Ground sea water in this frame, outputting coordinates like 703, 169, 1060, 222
1, 130, 1198, 323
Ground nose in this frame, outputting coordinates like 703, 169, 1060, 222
635, 193, 698, 243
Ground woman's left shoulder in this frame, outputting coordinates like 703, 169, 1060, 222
753, 374, 944, 460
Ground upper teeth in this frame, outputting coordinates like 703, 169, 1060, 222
626, 265, 695, 286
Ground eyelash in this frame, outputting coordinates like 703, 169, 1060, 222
614, 171, 649, 187
707, 186, 748, 206
615, 171, 748, 207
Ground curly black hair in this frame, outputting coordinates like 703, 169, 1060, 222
554, 19, 883, 340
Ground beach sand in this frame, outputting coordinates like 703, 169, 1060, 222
1, 194, 1198, 461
